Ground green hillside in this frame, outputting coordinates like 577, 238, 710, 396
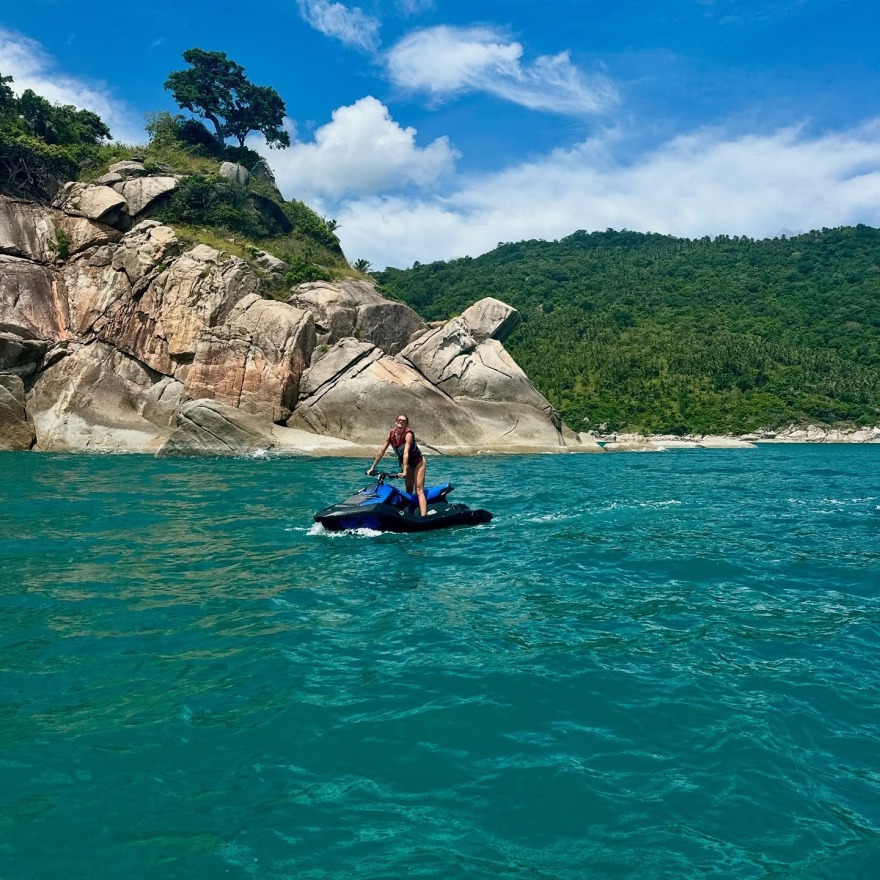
375, 228, 880, 434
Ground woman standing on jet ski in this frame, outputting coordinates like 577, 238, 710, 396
366, 414, 428, 517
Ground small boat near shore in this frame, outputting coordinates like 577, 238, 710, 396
314, 472, 493, 533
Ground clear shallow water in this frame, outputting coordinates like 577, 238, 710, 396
1, 446, 878, 879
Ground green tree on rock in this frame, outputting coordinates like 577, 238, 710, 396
16, 89, 111, 145
0, 73, 15, 118
164, 48, 290, 149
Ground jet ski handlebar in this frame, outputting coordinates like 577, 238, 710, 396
365, 469, 401, 482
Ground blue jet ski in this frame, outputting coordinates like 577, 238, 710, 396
314, 471, 493, 533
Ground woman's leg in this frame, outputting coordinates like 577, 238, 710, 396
414, 457, 427, 516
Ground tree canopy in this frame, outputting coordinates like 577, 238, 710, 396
164, 49, 290, 149
0, 72, 112, 199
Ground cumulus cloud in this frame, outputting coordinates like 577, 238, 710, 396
259, 96, 459, 199
386, 25, 617, 115
296, 0, 381, 52
329, 121, 880, 269
0, 27, 143, 143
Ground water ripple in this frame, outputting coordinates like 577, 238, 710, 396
1, 447, 879, 878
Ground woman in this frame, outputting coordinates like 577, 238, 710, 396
366, 414, 427, 516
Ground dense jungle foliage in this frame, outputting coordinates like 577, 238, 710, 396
0, 71, 352, 287
376, 228, 880, 433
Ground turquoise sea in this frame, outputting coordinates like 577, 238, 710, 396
1, 446, 878, 879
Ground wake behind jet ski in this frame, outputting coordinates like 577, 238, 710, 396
313, 471, 493, 533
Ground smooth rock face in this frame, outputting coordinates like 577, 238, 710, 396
184, 296, 315, 422
458, 297, 522, 343
27, 342, 167, 452
52, 183, 128, 225
0, 373, 35, 450
0, 197, 58, 262
158, 399, 275, 457
140, 377, 185, 428
0, 256, 70, 341
289, 279, 426, 355
288, 341, 487, 447
113, 176, 178, 217
219, 162, 249, 185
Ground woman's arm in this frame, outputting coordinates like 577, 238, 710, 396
400, 434, 413, 479
367, 439, 391, 474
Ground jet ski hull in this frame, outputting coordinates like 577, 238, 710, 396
313, 473, 492, 533
314, 499, 492, 533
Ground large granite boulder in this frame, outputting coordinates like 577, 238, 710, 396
288, 280, 425, 355
1, 197, 57, 262
459, 297, 522, 342
52, 182, 128, 226
250, 158, 284, 201
1, 195, 118, 265
398, 303, 578, 450
0, 330, 49, 379
219, 162, 249, 185
288, 338, 489, 449
0, 373, 35, 450
157, 399, 276, 457
140, 377, 186, 429
107, 160, 149, 179
184, 296, 316, 422
109, 220, 182, 286
27, 342, 167, 452
113, 176, 178, 217
0, 256, 70, 341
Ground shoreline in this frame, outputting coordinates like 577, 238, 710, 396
592, 425, 880, 451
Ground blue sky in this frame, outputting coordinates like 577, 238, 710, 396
2, 0, 880, 268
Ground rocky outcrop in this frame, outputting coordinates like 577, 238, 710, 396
93, 241, 261, 378
184, 295, 315, 422
219, 162, 249, 186
289, 279, 425, 355
288, 338, 487, 448
0, 173, 584, 457
52, 183, 128, 226
744, 425, 880, 443
113, 176, 178, 217
458, 297, 522, 342
1, 195, 117, 263
0, 373, 35, 450
27, 342, 167, 452
158, 399, 276, 457
396, 310, 581, 450
0, 330, 49, 379
0, 256, 70, 341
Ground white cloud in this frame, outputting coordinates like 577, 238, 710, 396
329, 121, 880, 269
297, 0, 381, 52
260, 96, 459, 199
0, 27, 143, 143
386, 25, 617, 115
397, 0, 435, 13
